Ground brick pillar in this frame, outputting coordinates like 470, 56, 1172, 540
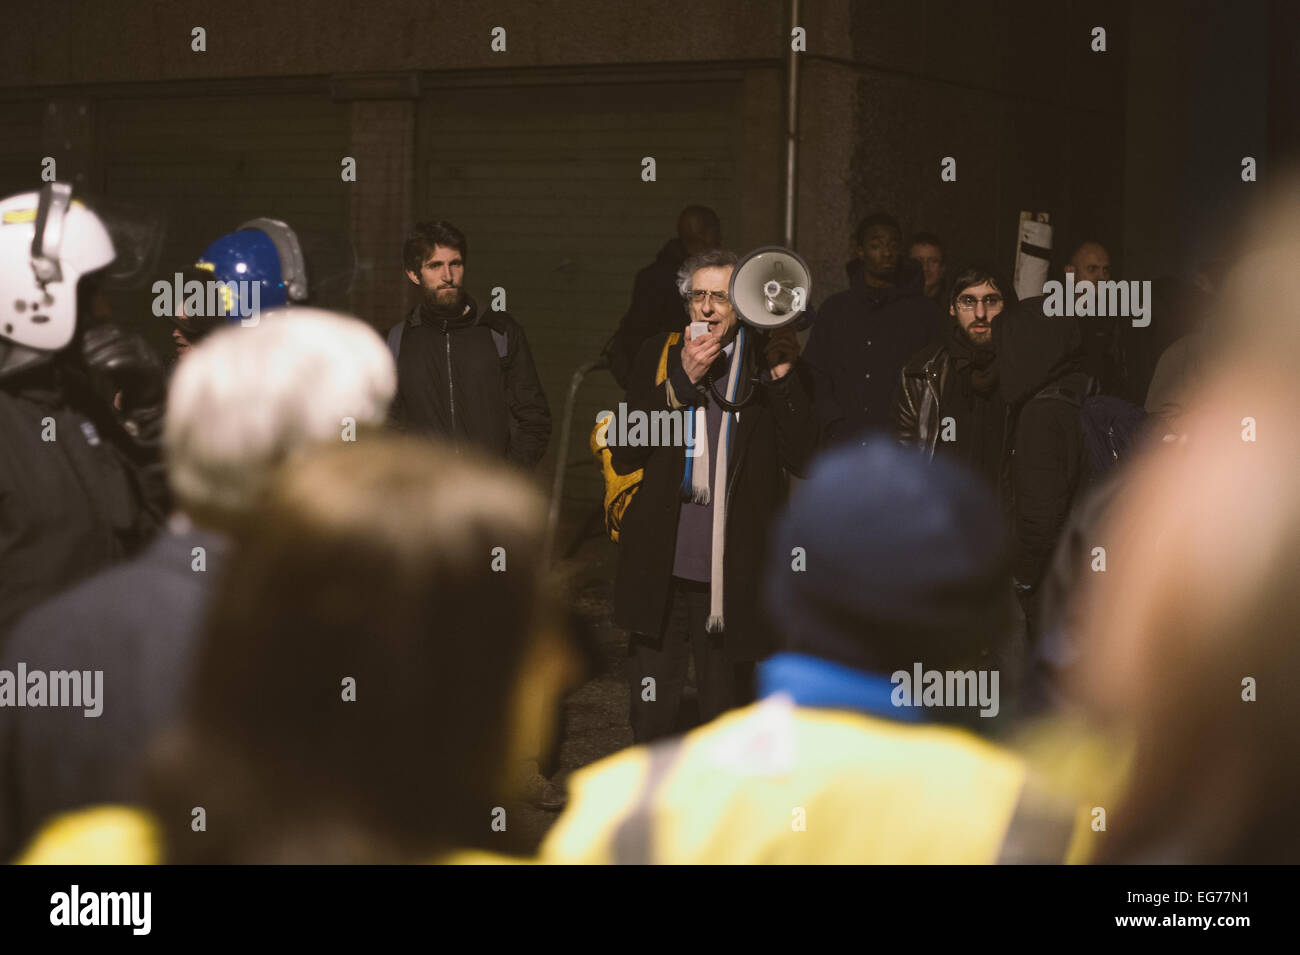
337, 74, 418, 329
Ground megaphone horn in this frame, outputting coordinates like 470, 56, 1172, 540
729, 246, 812, 330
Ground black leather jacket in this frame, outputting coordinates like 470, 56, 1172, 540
892, 339, 951, 458
891, 337, 1017, 511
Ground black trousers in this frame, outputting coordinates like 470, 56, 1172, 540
626, 577, 754, 744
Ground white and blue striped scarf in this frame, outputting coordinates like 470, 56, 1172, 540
678, 326, 746, 633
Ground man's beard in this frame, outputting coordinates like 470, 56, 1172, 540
424, 285, 465, 316
963, 322, 992, 346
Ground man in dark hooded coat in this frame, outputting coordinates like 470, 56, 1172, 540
994, 296, 1090, 638
606, 206, 722, 389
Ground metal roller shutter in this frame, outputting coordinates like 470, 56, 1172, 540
0, 100, 46, 198
96, 93, 349, 350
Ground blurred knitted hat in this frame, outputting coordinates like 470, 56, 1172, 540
765, 435, 1013, 674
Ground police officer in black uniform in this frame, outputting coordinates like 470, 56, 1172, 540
0, 183, 167, 648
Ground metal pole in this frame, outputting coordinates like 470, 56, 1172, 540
544, 356, 607, 563
783, 0, 801, 248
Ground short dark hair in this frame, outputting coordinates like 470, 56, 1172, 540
854, 213, 901, 248
947, 263, 1015, 310
908, 232, 944, 255
403, 221, 467, 274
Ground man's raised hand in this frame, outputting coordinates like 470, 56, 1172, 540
681, 324, 722, 384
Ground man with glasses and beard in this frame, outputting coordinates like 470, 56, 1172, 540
387, 221, 551, 469
892, 264, 1014, 493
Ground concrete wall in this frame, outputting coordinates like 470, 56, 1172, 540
827, 0, 1130, 294
2, 0, 1140, 305
0, 0, 785, 86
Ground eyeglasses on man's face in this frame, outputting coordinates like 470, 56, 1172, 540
954, 294, 1003, 311
687, 290, 731, 306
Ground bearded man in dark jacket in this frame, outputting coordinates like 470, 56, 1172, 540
893, 269, 1088, 640
612, 249, 819, 743
388, 221, 551, 469
893, 264, 1014, 491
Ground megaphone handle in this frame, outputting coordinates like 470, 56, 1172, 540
706, 366, 760, 412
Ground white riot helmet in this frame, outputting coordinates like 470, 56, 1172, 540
0, 183, 115, 366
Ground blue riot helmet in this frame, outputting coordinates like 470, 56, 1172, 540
193, 217, 308, 322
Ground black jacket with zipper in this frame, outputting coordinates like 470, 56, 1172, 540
892, 304, 1089, 637
611, 331, 820, 662
389, 297, 551, 469
892, 337, 952, 460
802, 262, 942, 447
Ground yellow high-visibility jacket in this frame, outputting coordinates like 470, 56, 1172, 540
542, 698, 1102, 864
16, 806, 525, 865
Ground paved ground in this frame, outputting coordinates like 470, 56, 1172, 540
504, 506, 633, 851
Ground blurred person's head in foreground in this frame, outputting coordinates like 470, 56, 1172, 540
764, 435, 1019, 728
1076, 182, 1300, 863
163, 307, 395, 534
146, 435, 580, 863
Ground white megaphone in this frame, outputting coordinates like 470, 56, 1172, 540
698, 246, 811, 411
729, 246, 812, 330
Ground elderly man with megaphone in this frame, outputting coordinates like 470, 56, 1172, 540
608, 246, 821, 743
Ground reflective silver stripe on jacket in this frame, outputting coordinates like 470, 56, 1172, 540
610, 738, 686, 865
996, 774, 1078, 864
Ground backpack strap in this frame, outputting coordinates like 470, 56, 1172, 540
491, 327, 509, 360
386, 321, 404, 364
1030, 372, 1095, 409
473, 310, 512, 361
389, 311, 507, 362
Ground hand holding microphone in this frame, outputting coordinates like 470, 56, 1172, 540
681, 322, 721, 384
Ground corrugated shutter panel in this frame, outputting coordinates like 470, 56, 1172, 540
97, 93, 349, 350
0, 101, 48, 197
417, 79, 742, 506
